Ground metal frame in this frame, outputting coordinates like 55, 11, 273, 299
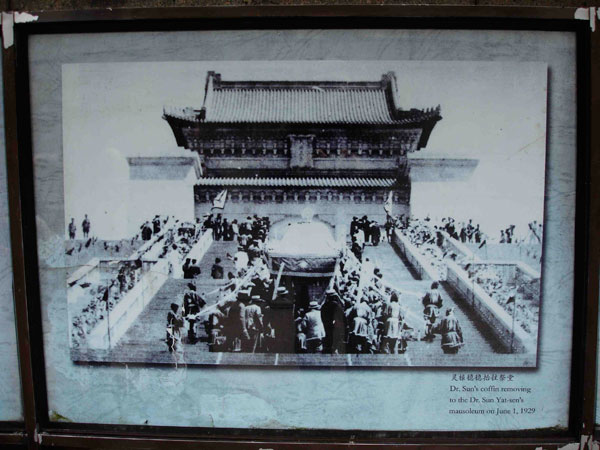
0, 6, 597, 449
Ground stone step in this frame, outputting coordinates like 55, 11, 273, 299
183, 240, 239, 282
116, 277, 214, 348
363, 241, 420, 282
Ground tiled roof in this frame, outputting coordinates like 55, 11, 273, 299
195, 177, 397, 188
206, 88, 394, 124
163, 71, 442, 126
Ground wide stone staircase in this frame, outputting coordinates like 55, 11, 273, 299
109, 238, 515, 366
189, 239, 239, 291
112, 239, 239, 361
364, 241, 505, 366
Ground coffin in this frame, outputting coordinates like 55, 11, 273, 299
266, 220, 342, 277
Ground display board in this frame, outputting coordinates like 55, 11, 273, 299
23, 27, 581, 433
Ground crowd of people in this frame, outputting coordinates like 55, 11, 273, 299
393, 214, 544, 278
440, 217, 484, 244
164, 214, 466, 356
296, 250, 465, 355
136, 216, 206, 277
394, 217, 449, 280
349, 215, 383, 261
65, 236, 138, 258
116, 260, 143, 294
165, 214, 277, 352
140, 215, 164, 241
202, 213, 271, 244
393, 213, 543, 248
71, 209, 541, 355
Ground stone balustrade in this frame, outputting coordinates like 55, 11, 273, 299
445, 260, 537, 354
391, 228, 538, 354
391, 230, 440, 281
87, 259, 170, 350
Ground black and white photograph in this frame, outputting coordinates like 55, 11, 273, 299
63, 60, 546, 367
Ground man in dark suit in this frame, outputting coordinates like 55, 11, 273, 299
152, 215, 161, 234
68, 218, 76, 240
182, 258, 192, 279
82, 214, 91, 238
321, 288, 346, 354
350, 216, 359, 237
360, 216, 370, 244
182, 283, 206, 344
190, 259, 201, 278
211, 258, 224, 279
141, 221, 153, 241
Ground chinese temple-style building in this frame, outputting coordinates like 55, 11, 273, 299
162, 71, 443, 230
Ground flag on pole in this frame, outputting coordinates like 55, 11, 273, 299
212, 189, 227, 209
383, 191, 393, 215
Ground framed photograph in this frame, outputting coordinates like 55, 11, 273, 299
3, 7, 598, 448
64, 59, 546, 369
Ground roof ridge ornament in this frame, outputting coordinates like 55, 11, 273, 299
201, 71, 220, 121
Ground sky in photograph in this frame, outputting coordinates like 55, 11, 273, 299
63, 60, 547, 240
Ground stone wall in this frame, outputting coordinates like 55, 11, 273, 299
391, 230, 438, 280
391, 228, 539, 354
446, 260, 537, 354
87, 259, 170, 350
